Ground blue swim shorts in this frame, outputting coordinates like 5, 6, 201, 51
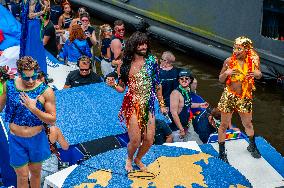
8, 130, 51, 168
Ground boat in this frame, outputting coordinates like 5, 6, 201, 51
70, 0, 284, 85
0, 3, 284, 188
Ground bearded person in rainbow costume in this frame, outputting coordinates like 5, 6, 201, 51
217, 36, 262, 163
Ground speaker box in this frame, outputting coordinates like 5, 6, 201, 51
78, 136, 122, 156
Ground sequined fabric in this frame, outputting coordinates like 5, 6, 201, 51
226, 50, 259, 99
218, 87, 252, 113
5, 79, 48, 126
119, 55, 160, 132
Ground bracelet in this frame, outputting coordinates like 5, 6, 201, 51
159, 100, 166, 108
112, 83, 118, 89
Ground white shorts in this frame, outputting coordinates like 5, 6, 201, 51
172, 125, 203, 144
101, 59, 114, 77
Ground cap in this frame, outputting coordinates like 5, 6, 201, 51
178, 69, 192, 78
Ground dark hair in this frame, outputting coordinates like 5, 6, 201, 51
210, 108, 221, 120
114, 20, 124, 27
120, 31, 150, 84
16, 56, 39, 72
77, 55, 92, 69
79, 12, 89, 20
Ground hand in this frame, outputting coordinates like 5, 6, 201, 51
253, 70, 262, 79
112, 59, 122, 66
160, 106, 168, 114
200, 102, 209, 108
54, 25, 59, 30
20, 92, 39, 111
246, 71, 255, 79
106, 77, 116, 87
85, 32, 91, 38
225, 68, 240, 76
179, 129, 185, 138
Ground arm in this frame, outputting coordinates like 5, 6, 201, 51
49, 126, 69, 150
191, 102, 209, 108
110, 39, 122, 62
112, 79, 126, 93
42, 36, 50, 46
89, 30, 97, 46
0, 82, 7, 112
170, 90, 184, 133
106, 47, 111, 59
219, 58, 231, 83
21, 87, 56, 125
63, 73, 72, 89
28, 0, 45, 19
156, 84, 167, 114
253, 54, 262, 79
58, 15, 64, 30
106, 77, 126, 93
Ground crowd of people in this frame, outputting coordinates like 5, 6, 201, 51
0, 0, 263, 187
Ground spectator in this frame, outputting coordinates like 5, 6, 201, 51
57, 1, 73, 50
49, 0, 62, 26
99, 24, 114, 77
154, 119, 173, 145
57, 1, 73, 30
59, 24, 92, 68
190, 77, 198, 93
64, 55, 102, 88
159, 51, 180, 108
41, 11, 58, 57
105, 20, 126, 79
170, 69, 208, 144
80, 12, 97, 48
70, 6, 87, 27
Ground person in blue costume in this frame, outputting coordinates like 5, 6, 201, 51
0, 56, 56, 188
20, 0, 50, 74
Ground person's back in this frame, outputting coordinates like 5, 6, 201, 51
59, 39, 91, 65
50, 3, 62, 25
41, 13, 58, 57
160, 67, 180, 107
154, 119, 173, 145
159, 51, 180, 108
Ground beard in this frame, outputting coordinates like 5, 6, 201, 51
135, 49, 147, 57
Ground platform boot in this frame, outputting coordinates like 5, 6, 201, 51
218, 142, 229, 163
247, 135, 261, 158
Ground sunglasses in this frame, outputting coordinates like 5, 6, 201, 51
179, 77, 190, 81
116, 28, 125, 32
160, 58, 166, 62
20, 71, 38, 81
105, 29, 113, 32
81, 19, 89, 22
233, 47, 244, 52
80, 68, 90, 72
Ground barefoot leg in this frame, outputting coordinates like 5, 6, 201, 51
125, 158, 133, 172
134, 158, 147, 172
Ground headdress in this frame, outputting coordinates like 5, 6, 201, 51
234, 36, 253, 50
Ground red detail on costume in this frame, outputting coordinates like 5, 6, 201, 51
225, 51, 255, 99
0, 30, 4, 44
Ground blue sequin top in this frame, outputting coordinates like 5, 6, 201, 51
5, 80, 48, 126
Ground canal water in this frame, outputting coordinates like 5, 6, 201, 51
92, 18, 284, 156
